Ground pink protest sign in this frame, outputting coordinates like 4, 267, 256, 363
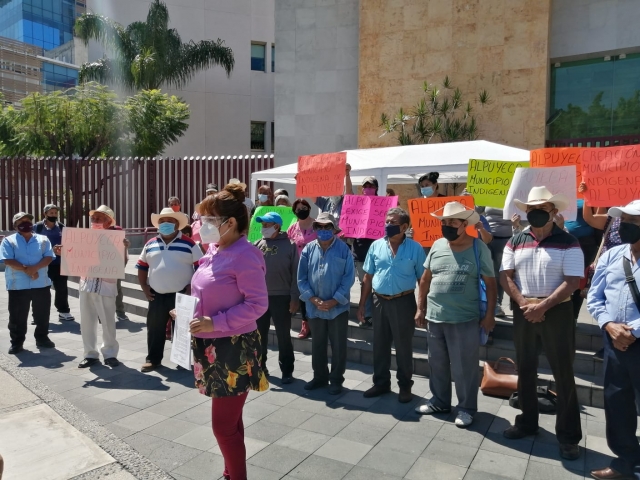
60, 227, 126, 279
339, 195, 399, 239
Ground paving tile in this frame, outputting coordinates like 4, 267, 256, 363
117, 391, 167, 409
93, 388, 142, 403
464, 470, 515, 480
244, 419, 294, 443
111, 410, 168, 433
242, 399, 282, 420
254, 389, 300, 407
275, 428, 331, 454
145, 441, 203, 472
530, 441, 586, 472
336, 419, 392, 446
247, 443, 310, 474
406, 458, 467, 480
287, 454, 354, 480
124, 432, 173, 456
342, 465, 401, 479
314, 437, 372, 465
357, 444, 419, 477
210, 436, 270, 459
421, 438, 479, 468
334, 390, 381, 409
265, 406, 316, 428
73, 396, 140, 425
435, 423, 486, 448
104, 421, 138, 439
287, 396, 334, 413
299, 413, 350, 436
174, 425, 217, 451
470, 450, 529, 480
315, 404, 363, 422
524, 460, 584, 480
173, 403, 212, 426
245, 464, 283, 480
141, 417, 200, 441
171, 451, 226, 480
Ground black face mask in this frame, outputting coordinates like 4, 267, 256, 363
46, 216, 58, 223
619, 222, 640, 244
295, 209, 310, 220
441, 225, 461, 241
526, 209, 550, 228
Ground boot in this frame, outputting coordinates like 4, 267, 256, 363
298, 320, 311, 339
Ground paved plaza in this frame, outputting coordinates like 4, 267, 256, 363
0, 274, 620, 480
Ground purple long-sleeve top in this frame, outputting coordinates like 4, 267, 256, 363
190, 236, 268, 338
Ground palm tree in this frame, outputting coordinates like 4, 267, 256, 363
75, 0, 234, 91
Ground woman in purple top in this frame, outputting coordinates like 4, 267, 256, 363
186, 184, 269, 480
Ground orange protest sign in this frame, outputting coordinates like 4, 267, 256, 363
530, 147, 583, 199
581, 145, 640, 207
407, 196, 476, 247
296, 152, 346, 197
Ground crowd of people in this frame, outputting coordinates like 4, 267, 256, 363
2, 167, 640, 480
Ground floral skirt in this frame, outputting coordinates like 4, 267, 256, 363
192, 329, 269, 398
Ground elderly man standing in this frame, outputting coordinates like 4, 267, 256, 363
588, 200, 640, 480
359, 207, 426, 403
254, 212, 299, 384
298, 212, 355, 395
1, 212, 56, 354
136, 208, 202, 372
500, 186, 584, 460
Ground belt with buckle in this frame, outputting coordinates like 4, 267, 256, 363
374, 289, 414, 301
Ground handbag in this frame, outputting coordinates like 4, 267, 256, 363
509, 386, 557, 414
480, 357, 518, 398
473, 239, 489, 344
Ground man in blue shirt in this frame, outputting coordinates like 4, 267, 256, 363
298, 212, 355, 395
359, 207, 426, 403
587, 200, 640, 480
0, 212, 56, 354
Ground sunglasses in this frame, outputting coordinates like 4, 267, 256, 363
314, 224, 334, 230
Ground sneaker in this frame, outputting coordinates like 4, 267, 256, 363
495, 306, 506, 317
415, 401, 451, 415
58, 312, 75, 321
455, 411, 473, 428
116, 313, 129, 322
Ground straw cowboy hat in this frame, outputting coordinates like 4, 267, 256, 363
431, 201, 480, 225
513, 186, 569, 213
89, 205, 116, 223
151, 207, 188, 230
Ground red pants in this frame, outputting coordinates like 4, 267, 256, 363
212, 392, 248, 480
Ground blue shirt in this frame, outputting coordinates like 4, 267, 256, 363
564, 200, 594, 238
34, 221, 63, 265
363, 236, 426, 295
0, 233, 55, 290
587, 244, 640, 337
297, 237, 355, 320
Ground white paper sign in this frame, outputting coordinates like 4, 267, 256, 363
170, 293, 198, 370
60, 228, 126, 279
503, 166, 577, 221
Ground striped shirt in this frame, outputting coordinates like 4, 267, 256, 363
136, 233, 203, 294
500, 225, 584, 297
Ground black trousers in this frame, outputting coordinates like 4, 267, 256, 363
571, 235, 599, 320
372, 294, 416, 389
308, 311, 349, 385
8, 287, 51, 346
146, 289, 176, 365
47, 263, 70, 314
603, 332, 640, 477
256, 295, 295, 376
512, 301, 582, 444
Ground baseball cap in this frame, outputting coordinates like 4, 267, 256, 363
608, 200, 640, 218
362, 176, 378, 187
43, 204, 59, 213
255, 212, 283, 226
13, 212, 34, 224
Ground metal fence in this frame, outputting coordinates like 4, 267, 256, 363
0, 155, 274, 230
546, 134, 640, 148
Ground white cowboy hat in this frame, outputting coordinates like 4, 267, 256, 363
430, 201, 480, 225
89, 205, 116, 223
513, 186, 569, 213
151, 208, 188, 230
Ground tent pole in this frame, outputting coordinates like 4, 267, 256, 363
250, 175, 258, 205
377, 169, 387, 198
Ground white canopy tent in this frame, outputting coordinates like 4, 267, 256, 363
250, 140, 530, 199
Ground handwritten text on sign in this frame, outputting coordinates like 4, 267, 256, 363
581, 145, 640, 207
248, 206, 298, 242
407, 196, 476, 247
296, 152, 346, 197
502, 166, 577, 221
466, 159, 529, 208
530, 147, 583, 199
339, 195, 398, 239
60, 228, 125, 279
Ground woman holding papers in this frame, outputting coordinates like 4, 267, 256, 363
185, 183, 269, 480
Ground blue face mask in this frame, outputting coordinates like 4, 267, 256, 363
316, 229, 334, 241
258, 194, 268, 203
421, 186, 433, 197
158, 222, 176, 235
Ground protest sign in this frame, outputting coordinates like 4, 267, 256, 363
502, 166, 577, 221
248, 206, 298, 242
581, 145, 640, 207
407, 196, 476, 247
339, 195, 398, 239
170, 293, 197, 370
296, 152, 346, 197
60, 227, 125, 279
530, 147, 583, 198
466, 159, 529, 208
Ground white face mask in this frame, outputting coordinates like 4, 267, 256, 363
258, 194, 269, 203
199, 220, 229, 244
261, 226, 277, 238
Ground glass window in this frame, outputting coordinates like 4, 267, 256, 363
271, 44, 275, 73
251, 122, 266, 151
251, 43, 265, 72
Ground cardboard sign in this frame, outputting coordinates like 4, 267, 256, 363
339, 195, 399, 239
60, 227, 125, 279
248, 206, 298, 242
296, 152, 346, 197
581, 145, 640, 207
530, 147, 583, 198
466, 159, 529, 208
407, 196, 476, 247
502, 166, 577, 221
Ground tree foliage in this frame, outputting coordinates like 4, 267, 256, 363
380, 76, 490, 145
75, 0, 234, 91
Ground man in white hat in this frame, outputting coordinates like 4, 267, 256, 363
414, 202, 496, 428
587, 200, 640, 480
136, 208, 203, 372
500, 186, 584, 460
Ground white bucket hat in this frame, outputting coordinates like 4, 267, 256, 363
151, 208, 188, 230
608, 200, 640, 218
430, 201, 479, 225
513, 186, 569, 213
